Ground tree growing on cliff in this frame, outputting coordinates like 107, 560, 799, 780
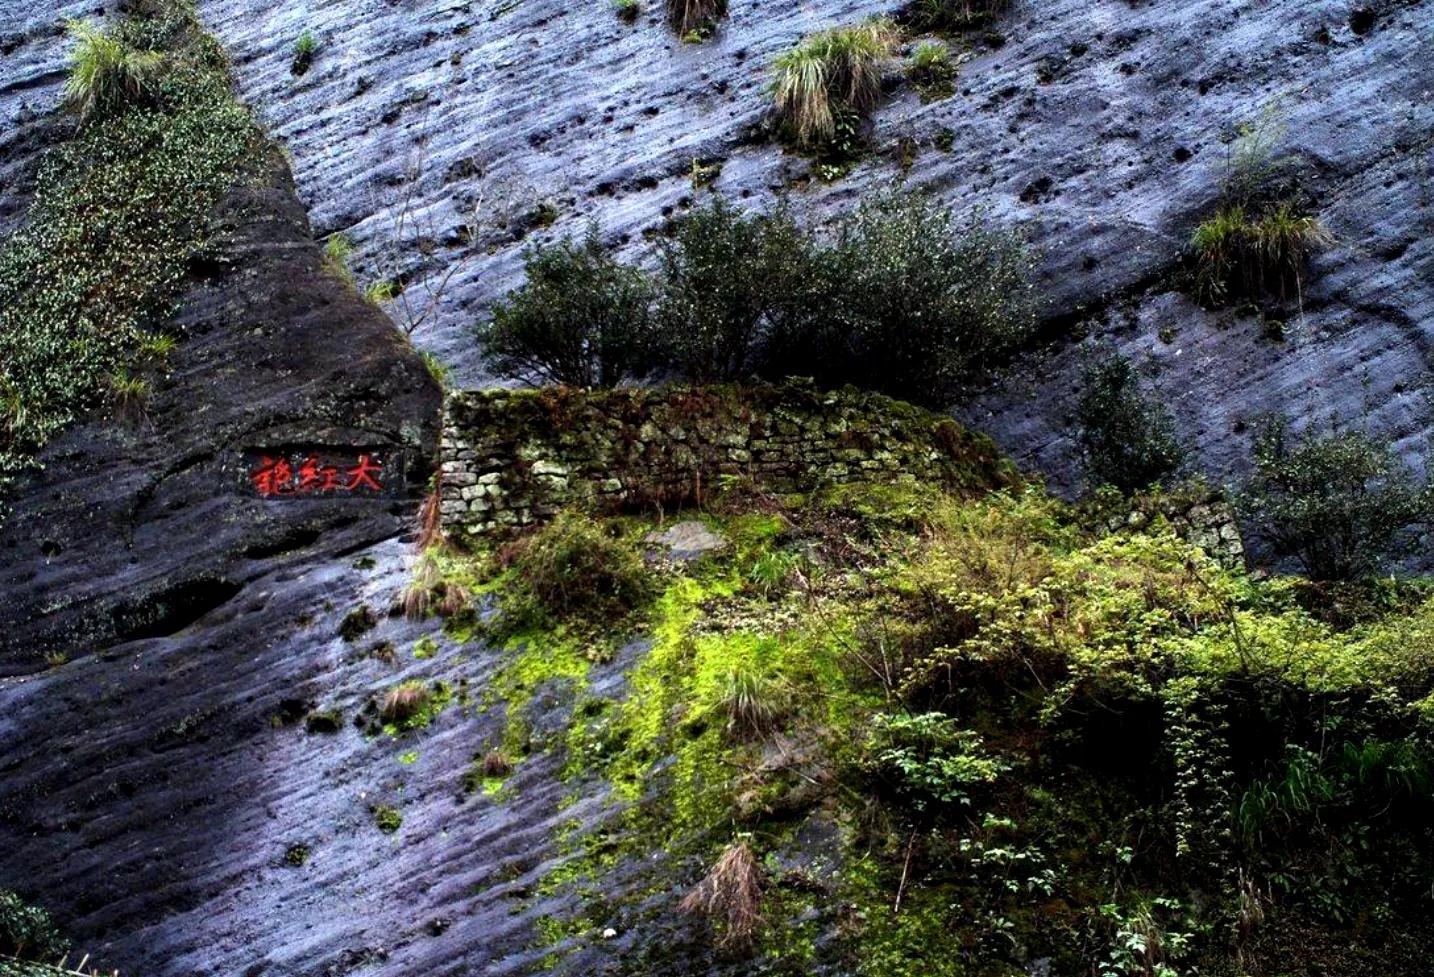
1243, 419, 1431, 580
1073, 352, 1184, 492
478, 228, 657, 388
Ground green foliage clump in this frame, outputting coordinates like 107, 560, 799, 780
480, 189, 1036, 408
478, 229, 657, 388
372, 804, 403, 834
0, 890, 69, 962
291, 30, 319, 76
613, 0, 641, 23
906, 39, 955, 98
866, 712, 1009, 811
1191, 202, 1332, 304
900, 0, 1011, 33
770, 20, 897, 150
1190, 105, 1332, 306
1073, 352, 1184, 492
500, 510, 652, 630
0, 2, 262, 507
1243, 419, 1430, 580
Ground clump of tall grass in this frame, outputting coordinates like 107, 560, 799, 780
63, 18, 164, 121
668, 0, 726, 37
771, 20, 897, 148
1191, 202, 1332, 303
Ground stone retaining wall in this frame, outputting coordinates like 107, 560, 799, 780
439, 383, 1015, 542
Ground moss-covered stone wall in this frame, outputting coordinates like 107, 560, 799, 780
439, 382, 1016, 541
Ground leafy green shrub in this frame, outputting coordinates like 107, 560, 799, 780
866, 712, 1009, 811
479, 229, 657, 388
1073, 353, 1184, 492
1191, 202, 1332, 304
668, 0, 725, 36
770, 20, 897, 149
900, 0, 1011, 33
291, 30, 319, 76
655, 197, 821, 382
0, 890, 69, 961
1243, 419, 1429, 580
63, 18, 164, 121
816, 189, 1036, 407
502, 511, 652, 628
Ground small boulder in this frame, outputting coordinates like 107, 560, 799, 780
644, 520, 729, 564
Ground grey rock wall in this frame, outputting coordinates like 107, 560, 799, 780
196, 0, 1434, 494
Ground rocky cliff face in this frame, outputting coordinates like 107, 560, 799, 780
195, 0, 1433, 491
1, 1, 1432, 975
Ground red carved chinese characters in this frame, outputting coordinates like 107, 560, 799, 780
250, 453, 383, 497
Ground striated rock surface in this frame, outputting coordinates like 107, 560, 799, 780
194, 0, 1434, 492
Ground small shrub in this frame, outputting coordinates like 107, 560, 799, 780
668, 0, 725, 36
1073, 353, 1184, 492
338, 604, 376, 641
655, 197, 823, 382
0, 889, 69, 961
322, 233, 356, 286
502, 511, 652, 627
284, 842, 311, 866
379, 681, 432, 725
1243, 419, 1430, 580
771, 20, 897, 149
291, 30, 319, 76
614, 0, 641, 23
479, 229, 657, 388
900, 0, 1011, 33
680, 841, 764, 950
109, 370, 151, 422
63, 18, 163, 121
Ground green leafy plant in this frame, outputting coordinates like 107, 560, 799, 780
1191, 202, 1332, 304
63, 18, 164, 121
614, 0, 641, 23
0, 889, 69, 962
479, 228, 657, 387
291, 30, 319, 76
372, 804, 402, 833
770, 20, 897, 149
1243, 419, 1430, 580
1073, 353, 1184, 492
907, 39, 955, 97
867, 712, 1009, 811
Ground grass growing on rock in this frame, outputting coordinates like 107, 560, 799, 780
0, 0, 264, 510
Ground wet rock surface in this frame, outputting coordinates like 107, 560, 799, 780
193, 0, 1433, 493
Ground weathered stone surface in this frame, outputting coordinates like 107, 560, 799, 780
644, 519, 731, 563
